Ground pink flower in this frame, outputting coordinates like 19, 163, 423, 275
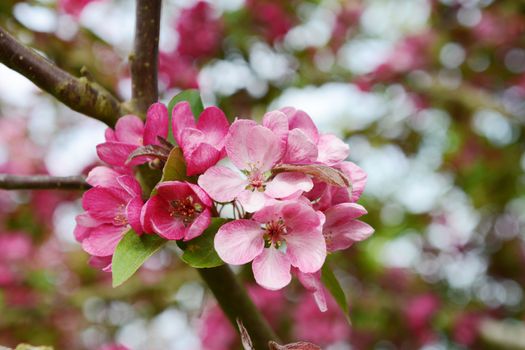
246, 0, 294, 43
74, 167, 143, 270
97, 103, 169, 168
198, 119, 313, 212
263, 108, 350, 166
59, 0, 100, 17
172, 102, 230, 176
214, 200, 326, 290
175, 1, 223, 60
141, 181, 212, 241
322, 203, 374, 252
158, 52, 199, 90
308, 161, 368, 211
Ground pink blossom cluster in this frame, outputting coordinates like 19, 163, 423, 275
245, 0, 295, 44
75, 99, 373, 308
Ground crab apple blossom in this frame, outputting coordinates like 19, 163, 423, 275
263, 108, 350, 166
96, 103, 169, 168
141, 181, 212, 241
74, 167, 143, 270
198, 119, 313, 212
214, 200, 326, 290
171, 101, 230, 176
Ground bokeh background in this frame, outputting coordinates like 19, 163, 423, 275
1, 0, 525, 349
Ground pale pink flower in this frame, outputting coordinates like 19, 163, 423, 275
172, 102, 230, 176
74, 167, 143, 269
308, 161, 368, 211
141, 181, 212, 240
97, 103, 169, 168
263, 108, 350, 166
198, 119, 313, 212
214, 200, 326, 290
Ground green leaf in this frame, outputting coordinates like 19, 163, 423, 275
112, 229, 167, 287
321, 263, 351, 324
160, 147, 187, 182
168, 89, 204, 120
178, 218, 227, 268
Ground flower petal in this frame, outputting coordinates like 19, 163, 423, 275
172, 101, 196, 146
196, 106, 229, 149
296, 270, 327, 312
148, 196, 186, 240
185, 209, 211, 241
317, 133, 350, 165
126, 196, 144, 234
86, 166, 121, 188
116, 175, 142, 197
252, 247, 292, 290
214, 219, 264, 264
82, 224, 126, 256
280, 107, 319, 143
283, 129, 318, 164
185, 143, 222, 176
262, 110, 289, 146
323, 203, 374, 251
198, 166, 246, 203
265, 172, 313, 199
338, 161, 367, 202
225, 121, 283, 171
286, 229, 326, 273
237, 189, 267, 213
96, 142, 139, 167
144, 103, 169, 145
114, 115, 144, 144
82, 187, 128, 222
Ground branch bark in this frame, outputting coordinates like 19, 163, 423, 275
130, 0, 162, 114
0, 26, 127, 127
198, 265, 279, 350
0, 174, 90, 190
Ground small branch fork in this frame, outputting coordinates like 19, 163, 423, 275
0, 27, 128, 127
0, 174, 90, 190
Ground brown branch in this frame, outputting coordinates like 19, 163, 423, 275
0, 26, 128, 127
0, 174, 90, 190
198, 265, 279, 349
130, 0, 162, 114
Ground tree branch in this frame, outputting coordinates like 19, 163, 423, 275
130, 0, 162, 114
0, 174, 90, 190
0, 26, 127, 127
198, 265, 279, 349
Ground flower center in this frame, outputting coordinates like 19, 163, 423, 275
244, 169, 271, 192
263, 218, 287, 250
169, 196, 203, 226
114, 204, 128, 226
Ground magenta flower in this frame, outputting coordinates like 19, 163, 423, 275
96, 103, 169, 168
214, 200, 326, 290
175, 1, 223, 60
141, 181, 212, 241
172, 102, 230, 176
74, 167, 143, 270
198, 119, 313, 212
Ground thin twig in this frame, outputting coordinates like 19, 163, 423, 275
0, 26, 128, 127
0, 174, 90, 190
130, 0, 162, 114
